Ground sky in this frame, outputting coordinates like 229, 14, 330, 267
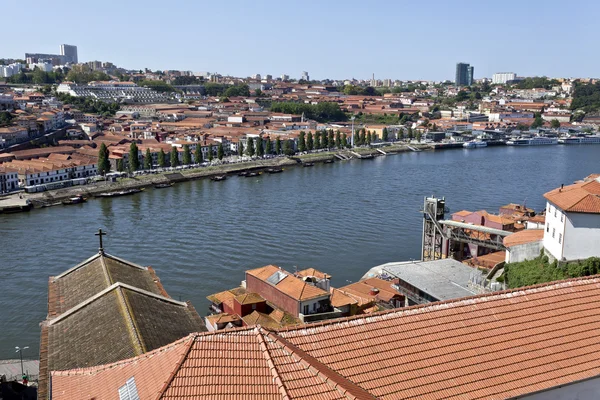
3, 0, 598, 81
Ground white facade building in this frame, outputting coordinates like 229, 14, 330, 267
543, 176, 600, 261
492, 72, 517, 85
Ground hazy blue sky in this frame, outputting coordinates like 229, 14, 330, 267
3, 0, 597, 81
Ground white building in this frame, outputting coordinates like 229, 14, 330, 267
492, 72, 517, 85
29, 62, 53, 72
543, 175, 600, 261
0, 168, 19, 193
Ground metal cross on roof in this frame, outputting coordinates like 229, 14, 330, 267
95, 228, 107, 254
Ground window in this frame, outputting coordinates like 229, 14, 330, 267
303, 305, 309, 315
251, 303, 256, 310
554, 209, 557, 218
546, 223, 550, 233
118, 377, 140, 400
560, 213, 563, 222
559, 233, 562, 244
552, 228, 556, 239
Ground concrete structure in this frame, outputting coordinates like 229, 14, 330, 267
365, 259, 479, 305
455, 62, 474, 86
492, 72, 517, 84
504, 229, 545, 263
543, 176, 600, 261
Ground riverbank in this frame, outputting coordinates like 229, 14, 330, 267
10, 143, 432, 210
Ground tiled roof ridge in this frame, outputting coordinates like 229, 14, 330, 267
44, 282, 189, 327
51, 334, 194, 377
255, 327, 291, 400
116, 285, 146, 355
155, 333, 197, 400
52, 252, 147, 282
100, 251, 114, 286
147, 266, 170, 298
277, 275, 600, 333
266, 329, 375, 399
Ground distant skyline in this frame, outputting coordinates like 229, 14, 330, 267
3, 0, 598, 81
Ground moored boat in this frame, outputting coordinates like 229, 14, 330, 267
558, 135, 600, 144
62, 195, 87, 205
266, 168, 283, 174
95, 188, 144, 198
303, 162, 314, 167
154, 182, 174, 189
463, 140, 487, 149
507, 137, 558, 146
211, 175, 227, 181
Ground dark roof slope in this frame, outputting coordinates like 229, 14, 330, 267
45, 283, 205, 372
48, 252, 166, 317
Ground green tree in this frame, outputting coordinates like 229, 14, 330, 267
246, 137, 255, 157
315, 132, 321, 149
382, 127, 389, 141
170, 147, 180, 167
207, 144, 214, 161
275, 137, 281, 154
217, 143, 224, 160
359, 130, 366, 145
97, 143, 110, 175
256, 137, 264, 157
407, 127, 414, 140
298, 131, 306, 152
341, 133, 348, 148
144, 148, 152, 170
195, 145, 203, 164
366, 131, 372, 145
238, 142, 244, 157
158, 149, 166, 167
129, 142, 140, 172
531, 114, 544, 129
283, 139, 294, 156
182, 144, 192, 165
328, 130, 334, 149
550, 119, 561, 129
416, 132, 422, 142
116, 158, 124, 172
306, 132, 314, 151
265, 137, 272, 154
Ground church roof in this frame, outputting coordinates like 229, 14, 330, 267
47, 252, 167, 317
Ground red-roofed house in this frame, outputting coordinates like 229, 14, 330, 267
543, 176, 600, 261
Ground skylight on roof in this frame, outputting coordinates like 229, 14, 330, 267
266, 270, 286, 285
118, 377, 140, 400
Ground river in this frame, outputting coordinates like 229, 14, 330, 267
0, 145, 598, 359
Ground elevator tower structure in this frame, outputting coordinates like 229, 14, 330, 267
421, 196, 447, 261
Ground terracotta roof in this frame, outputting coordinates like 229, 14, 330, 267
235, 292, 265, 305
544, 179, 600, 213
51, 275, 600, 399
504, 229, 545, 248
296, 267, 331, 280
241, 311, 282, 330
275, 275, 330, 301
53, 328, 359, 399
51, 335, 193, 400
246, 264, 281, 280
329, 288, 358, 308
337, 278, 404, 304
453, 210, 472, 217
206, 313, 241, 325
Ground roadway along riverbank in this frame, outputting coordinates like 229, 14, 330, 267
12, 143, 431, 210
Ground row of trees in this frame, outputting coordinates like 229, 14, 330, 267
56, 93, 120, 117
203, 83, 250, 97
242, 136, 294, 157
98, 143, 227, 175
269, 102, 346, 122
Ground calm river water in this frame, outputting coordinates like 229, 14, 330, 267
0, 145, 598, 359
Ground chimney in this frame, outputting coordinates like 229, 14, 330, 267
369, 288, 380, 296
560, 183, 564, 192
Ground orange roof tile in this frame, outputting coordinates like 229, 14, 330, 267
504, 229, 545, 248
296, 267, 331, 280
246, 264, 281, 280
51, 275, 600, 399
275, 275, 329, 301
544, 179, 600, 213
234, 292, 265, 305
329, 288, 358, 308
